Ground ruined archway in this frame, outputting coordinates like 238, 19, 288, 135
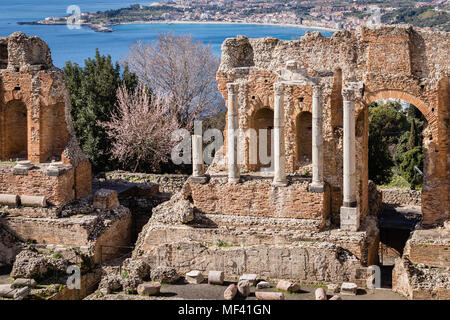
296, 111, 312, 172
356, 90, 435, 226
1, 100, 28, 161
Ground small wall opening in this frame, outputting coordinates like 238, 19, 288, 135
253, 107, 273, 171
1, 100, 28, 161
0, 41, 7, 69
296, 111, 312, 167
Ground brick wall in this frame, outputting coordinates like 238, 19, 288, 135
0, 164, 74, 206
190, 176, 330, 227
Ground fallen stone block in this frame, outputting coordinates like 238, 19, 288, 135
256, 281, 271, 289
208, 271, 224, 285
340, 282, 358, 296
20, 195, 47, 208
12, 278, 37, 288
93, 189, 119, 210
255, 291, 285, 300
151, 266, 180, 284
326, 283, 340, 295
224, 284, 237, 300
315, 288, 327, 300
276, 280, 301, 293
238, 280, 251, 297
239, 274, 258, 286
137, 282, 161, 296
0, 284, 15, 298
186, 270, 204, 284
13, 286, 30, 300
330, 295, 342, 300
0, 194, 19, 207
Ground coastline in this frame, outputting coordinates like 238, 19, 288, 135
111, 20, 340, 33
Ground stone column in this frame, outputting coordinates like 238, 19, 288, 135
272, 82, 287, 187
227, 83, 240, 184
340, 87, 360, 231
309, 84, 324, 192
191, 134, 207, 183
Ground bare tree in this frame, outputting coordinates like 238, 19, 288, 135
124, 33, 223, 131
100, 84, 180, 172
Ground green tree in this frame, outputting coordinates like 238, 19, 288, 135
369, 131, 393, 185
399, 146, 424, 188
64, 50, 138, 172
407, 119, 418, 151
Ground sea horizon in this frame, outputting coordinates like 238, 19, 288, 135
0, 0, 334, 68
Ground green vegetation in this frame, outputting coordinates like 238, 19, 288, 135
215, 240, 231, 248
64, 50, 138, 173
382, 6, 450, 32
369, 101, 425, 189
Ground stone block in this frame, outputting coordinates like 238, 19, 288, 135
12, 161, 34, 175
326, 283, 340, 295
315, 287, 327, 300
224, 284, 237, 300
0, 194, 19, 207
340, 207, 360, 231
137, 282, 161, 296
340, 282, 357, 296
330, 295, 342, 300
20, 195, 47, 208
185, 270, 204, 284
256, 281, 271, 289
46, 162, 69, 177
237, 280, 251, 297
93, 189, 119, 210
11, 278, 37, 288
208, 271, 224, 285
239, 273, 258, 286
276, 280, 301, 293
255, 291, 285, 300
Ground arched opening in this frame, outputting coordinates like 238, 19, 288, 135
296, 111, 312, 174
253, 107, 273, 171
1, 100, 28, 161
362, 96, 428, 288
0, 40, 7, 69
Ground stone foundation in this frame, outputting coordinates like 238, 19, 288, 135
392, 258, 450, 300
190, 175, 331, 230
0, 201, 132, 264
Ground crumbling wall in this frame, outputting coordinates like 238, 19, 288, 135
217, 26, 450, 227
0, 32, 92, 206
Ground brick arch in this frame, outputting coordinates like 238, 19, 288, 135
361, 89, 433, 125
246, 93, 274, 118
0, 99, 28, 161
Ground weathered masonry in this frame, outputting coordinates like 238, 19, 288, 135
214, 25, 449, 229
0, 32, 92, 206
134, 26, 449, 295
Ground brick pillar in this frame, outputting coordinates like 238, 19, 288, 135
309, 84, 324, 192
340, 87, 360, 231
273, 82, 287, 186
227, 83, 240, 184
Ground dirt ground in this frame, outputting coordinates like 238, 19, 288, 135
87, 281, 406, 300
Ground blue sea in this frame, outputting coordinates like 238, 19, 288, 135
0, 0, 334, 68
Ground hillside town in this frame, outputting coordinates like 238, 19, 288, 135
26, 0, 450, 32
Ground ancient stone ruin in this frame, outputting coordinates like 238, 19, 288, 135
133, 25, 449, 299
0, 32, 91, 206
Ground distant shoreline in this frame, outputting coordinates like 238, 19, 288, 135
112, 20, 340, 33
19, 19, 340, 34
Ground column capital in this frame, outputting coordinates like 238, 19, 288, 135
273, 82, 285, 95
227, 82, 239, 94
342, 81, 364, 101
312, 84, 322, 97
